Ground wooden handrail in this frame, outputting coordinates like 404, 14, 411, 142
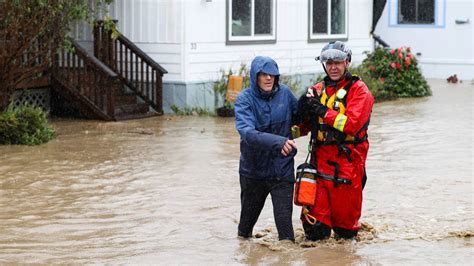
52, 38, 119, 119
71, 39, 118, 78
117, 34, 168, 74
93, 21, 167, 114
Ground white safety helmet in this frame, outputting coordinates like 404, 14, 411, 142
316, 41, 352, 63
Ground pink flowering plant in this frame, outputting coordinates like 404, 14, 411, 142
354, 47, 431, 99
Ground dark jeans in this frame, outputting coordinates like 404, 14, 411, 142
238, 176, 295, 241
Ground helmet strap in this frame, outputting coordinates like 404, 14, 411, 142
322, 62, 329, 77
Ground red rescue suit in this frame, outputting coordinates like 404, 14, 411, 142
296, 74, 374, 231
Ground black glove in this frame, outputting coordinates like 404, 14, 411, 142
303, 96, 328, 118
296, 95, 311, 122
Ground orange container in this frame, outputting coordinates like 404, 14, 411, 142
226, 75, 243, 103
294, 163, 317, 206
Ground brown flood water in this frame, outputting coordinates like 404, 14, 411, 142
0, 79, 472, 264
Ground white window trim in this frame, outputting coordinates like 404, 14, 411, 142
388, 0, 446, 28
227, 0, 277, 43
308, 0, 348, 41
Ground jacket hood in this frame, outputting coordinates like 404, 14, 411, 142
250, 56, 280, 99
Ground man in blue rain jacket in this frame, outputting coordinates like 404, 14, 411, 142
235, 56, 298, 241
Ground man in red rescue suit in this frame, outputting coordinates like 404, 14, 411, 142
294, 41, 374, 240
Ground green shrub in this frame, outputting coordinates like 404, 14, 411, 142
359, 47, 431, 98
311, 67, 395, 102
349, 65, 397, 102
170, 105, 213, 116
0, 104, 55, 145
279, 74, 301, 95
313, 47, 431, 101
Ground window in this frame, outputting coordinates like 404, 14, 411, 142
309, 0, 348, 41
388, 0, 444, 28
227, 0, 276, 44
398, 0, 435, 24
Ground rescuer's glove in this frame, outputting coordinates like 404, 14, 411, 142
300, 95, 328, 118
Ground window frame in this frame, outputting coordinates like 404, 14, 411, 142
226, 0, 277, 45
308, 0, 348, 43
388, 0, 445, 28
397, 0, 435, 25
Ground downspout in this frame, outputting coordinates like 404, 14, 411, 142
371, 0, 389, 48
180, 1, 186, 84
178, 0, 187, 110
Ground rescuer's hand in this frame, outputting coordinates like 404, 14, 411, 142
306, 97, 328, 118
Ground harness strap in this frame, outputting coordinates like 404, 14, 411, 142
336, 144, 352, 163
316, 171, 352, 185
353, 119, 370, 143
316, 116, 370, 147
319, 161, 352, 186
318, 75, 369, 147
338, 75, 359, 107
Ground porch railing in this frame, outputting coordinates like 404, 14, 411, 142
52, 39, 119, 120
93, 21, 167, 114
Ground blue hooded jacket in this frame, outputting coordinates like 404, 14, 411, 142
235, 56, 298, 182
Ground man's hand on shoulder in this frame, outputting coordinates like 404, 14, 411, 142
281, 139, 297, 156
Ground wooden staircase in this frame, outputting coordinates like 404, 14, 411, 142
51, 41, 118, 120
50, 22, 167, 121
113, 84, 152, 120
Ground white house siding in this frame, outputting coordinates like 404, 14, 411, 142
375, 0, 474, 80
76, 0, 374, 113
175, 0, 373, 114
183, 0, 373, 83
107, 0, 184, 82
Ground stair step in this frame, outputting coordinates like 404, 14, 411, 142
114, 103, 149, 116
115, 94, 138, 106
115, 83, 134, 94
114, 111, 158, 121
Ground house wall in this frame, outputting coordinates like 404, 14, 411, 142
78, 0, 374, 114
182, 0, 373, 83
108, 0, 184, 82
175, 0, 373, 114
374, 0, 474, 80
